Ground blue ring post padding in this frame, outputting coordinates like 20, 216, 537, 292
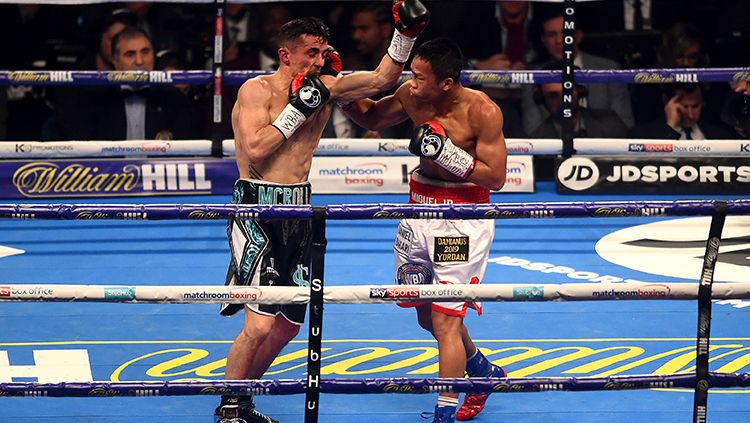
1, 373, 749, 397
3, 200, 750, 220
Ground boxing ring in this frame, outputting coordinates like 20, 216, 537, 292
2, 0, 750, 422
2, 188, 750, 423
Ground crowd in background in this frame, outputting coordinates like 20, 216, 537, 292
0, 0, 748, 142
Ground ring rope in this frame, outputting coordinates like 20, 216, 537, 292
2, 373, 749, 398
1, 282, 750, 304
3, 138, 747, 159
1, 199, 749, 220
1, 68, 748, 87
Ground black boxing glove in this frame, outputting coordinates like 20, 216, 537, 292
388, 0, 430, 64
320, 46, 343, 77
272, 73, 330, 139
409, 121, 476, 179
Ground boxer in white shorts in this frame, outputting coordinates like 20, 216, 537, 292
395, 170, 494, 317
343, 38, 508, 422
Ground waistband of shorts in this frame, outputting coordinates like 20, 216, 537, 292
233, 179, 312, 205
409, 170, 489, 204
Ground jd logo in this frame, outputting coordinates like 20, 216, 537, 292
595, 216, 750, 282
557, 157, 599, 191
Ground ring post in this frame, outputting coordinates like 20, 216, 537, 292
211, 0, 225, 158
561, 0, 577, 157
304, 206, 327, 422
693, 200, 727, 423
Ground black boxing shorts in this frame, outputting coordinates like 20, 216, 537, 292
220, 179, 312, 325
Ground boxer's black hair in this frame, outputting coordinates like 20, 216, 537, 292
414, 38, 463, 82
278, 17, 330, 47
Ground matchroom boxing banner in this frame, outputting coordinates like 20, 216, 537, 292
0, 156, 534, 198
555, 156, 750, 194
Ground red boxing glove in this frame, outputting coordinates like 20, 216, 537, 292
320, 46, 342, 77
392, 0, 430, 38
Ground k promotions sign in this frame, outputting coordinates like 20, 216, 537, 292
555, 156, 750, 194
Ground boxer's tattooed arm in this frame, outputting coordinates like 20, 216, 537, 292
248, 164, 263, 180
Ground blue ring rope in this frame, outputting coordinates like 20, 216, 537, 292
1, 373, 748, 398
1, 199, 750, 220
1, 68, 747, 86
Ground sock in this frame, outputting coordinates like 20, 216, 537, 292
220, 395, 253, 406
437, 396, 459, 408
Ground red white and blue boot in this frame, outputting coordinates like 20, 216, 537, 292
456, 350, 506, 421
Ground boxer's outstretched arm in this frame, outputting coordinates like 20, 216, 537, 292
342, 84, 410, 131
327, 0, 429, 104
327, 55, 406, 104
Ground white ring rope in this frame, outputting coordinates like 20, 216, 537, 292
1, 138, 562, 159
2, 282, 750, 304
3, 138, 749, 159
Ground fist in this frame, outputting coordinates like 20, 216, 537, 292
272, 73, 330, 139
409, 121, 476, 179
321, 47, 343, 77
393, 0, 430, 38
409, 121, 446, 158
289, 73, 330, 118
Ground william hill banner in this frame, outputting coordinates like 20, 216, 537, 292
556, 156, 750, 194
2, 159, 231, 198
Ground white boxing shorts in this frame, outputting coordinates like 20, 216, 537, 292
394, 170, 494, 317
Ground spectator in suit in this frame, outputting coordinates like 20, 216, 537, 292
530, 62, 628, 139
522, 7, 634, 135
89, 26, 196, 140
629, 84, 736, 140
46, 9, 138, 140
335, 2, 410, 139
631, 22, 721, 127
457, 1, 536, 138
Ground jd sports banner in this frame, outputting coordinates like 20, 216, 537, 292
556, 156, 750, 194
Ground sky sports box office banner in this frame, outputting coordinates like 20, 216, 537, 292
0, 156, 534, 199
556, 156, 750, 194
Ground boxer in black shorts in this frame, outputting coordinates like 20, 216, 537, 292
215, 4, 429, 422
222, 179, 312, 324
